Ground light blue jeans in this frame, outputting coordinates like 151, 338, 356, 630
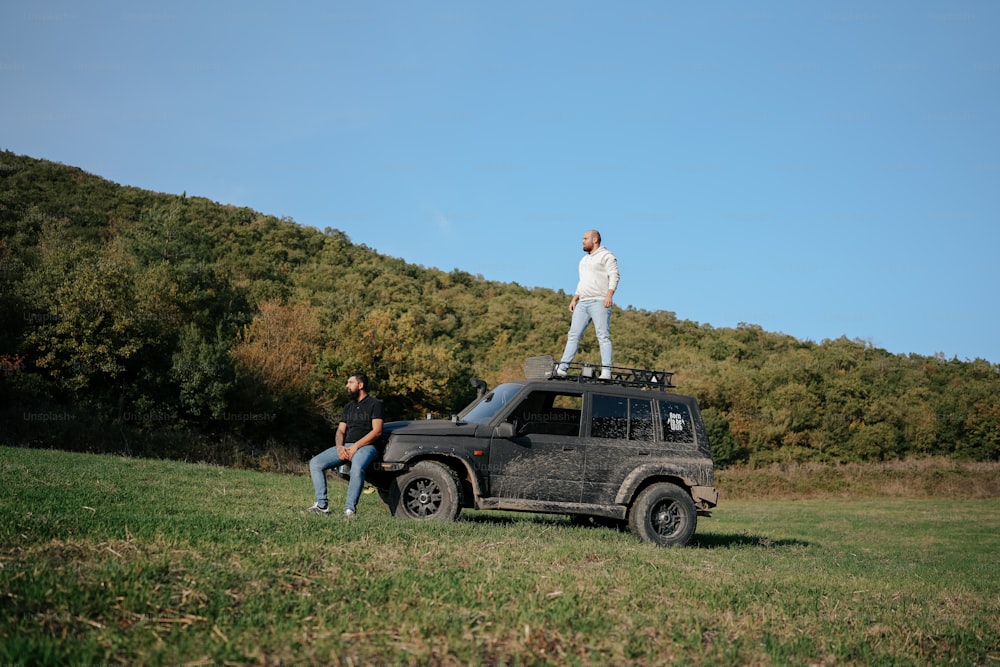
559, 298, 613, 371
309, 444, 379, 512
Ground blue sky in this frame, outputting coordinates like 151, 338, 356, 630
3, 1, 998, 363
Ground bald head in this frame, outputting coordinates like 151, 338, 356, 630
582, 230, 602, 253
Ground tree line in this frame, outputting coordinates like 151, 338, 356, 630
1, 151, 997, 467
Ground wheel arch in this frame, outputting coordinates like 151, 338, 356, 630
615, 465, 699, 508
397, 453, 483, 509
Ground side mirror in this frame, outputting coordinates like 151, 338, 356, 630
495, 422, 515, 438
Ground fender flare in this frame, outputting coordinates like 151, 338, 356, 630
615, 462, 705, 506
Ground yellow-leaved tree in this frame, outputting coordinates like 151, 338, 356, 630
232, 299, 325, 413
321, 308, 469, 420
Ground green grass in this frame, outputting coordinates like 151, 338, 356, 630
2, 446, 999, 666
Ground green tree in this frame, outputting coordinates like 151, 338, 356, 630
20, 223, 144, 395
171, 323, 236, 420
702, 407, 743, 466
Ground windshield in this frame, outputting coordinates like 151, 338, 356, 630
460, 383, 524, 424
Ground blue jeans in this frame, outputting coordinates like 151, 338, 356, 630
559, 298, 613, 370
309, 444, 379, 512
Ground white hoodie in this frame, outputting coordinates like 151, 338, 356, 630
575, 246, 620, 300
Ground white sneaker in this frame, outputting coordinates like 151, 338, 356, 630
344, 508, 355, 518
599, 369, 612, 380
555, 368, 568, 377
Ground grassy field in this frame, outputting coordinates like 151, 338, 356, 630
2, 446, 998, 666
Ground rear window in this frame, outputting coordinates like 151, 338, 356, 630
659, 400, 694, 444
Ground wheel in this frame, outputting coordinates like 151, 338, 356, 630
628, 482, 697, 547
388, 461, 463, 522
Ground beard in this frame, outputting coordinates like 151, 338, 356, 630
347, 389, 361, 401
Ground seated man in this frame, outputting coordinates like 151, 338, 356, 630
305, 372, 383, 518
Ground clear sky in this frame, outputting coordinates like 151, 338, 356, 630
3, 1, 998, 363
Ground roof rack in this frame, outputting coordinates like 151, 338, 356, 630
523, 355, 675, 390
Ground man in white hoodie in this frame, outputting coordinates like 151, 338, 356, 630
556, 230, 620, 380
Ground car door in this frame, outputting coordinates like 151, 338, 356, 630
487, 388, 585, 502
581, 392, 656, 504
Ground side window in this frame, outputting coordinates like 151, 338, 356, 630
659, 400, 694, 444
591, 394, 627, 439
508, 391, 582, 436
590, 395, 654, 441
629, 399, 654, 442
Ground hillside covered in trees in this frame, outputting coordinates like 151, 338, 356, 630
1, 152, 997, 466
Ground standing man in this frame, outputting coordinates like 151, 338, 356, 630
557, 230, 620, 380
306, 372, 384, 517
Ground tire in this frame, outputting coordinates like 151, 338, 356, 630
388, 461, 463, 522
628, 482, 697, 547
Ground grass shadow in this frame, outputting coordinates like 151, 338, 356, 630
458, 511, 568, 527
460, 512, 811, 549
691, 532, 811, 549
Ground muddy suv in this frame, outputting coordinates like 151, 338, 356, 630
357, 356, 719, 547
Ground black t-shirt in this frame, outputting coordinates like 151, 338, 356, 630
341, 394, 384, 444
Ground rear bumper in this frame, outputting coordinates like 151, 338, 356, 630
691, 485, 719, 511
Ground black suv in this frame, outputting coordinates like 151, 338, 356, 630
357, 356, 719, 547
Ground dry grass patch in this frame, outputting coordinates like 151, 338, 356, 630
717, 457, 1000, 500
